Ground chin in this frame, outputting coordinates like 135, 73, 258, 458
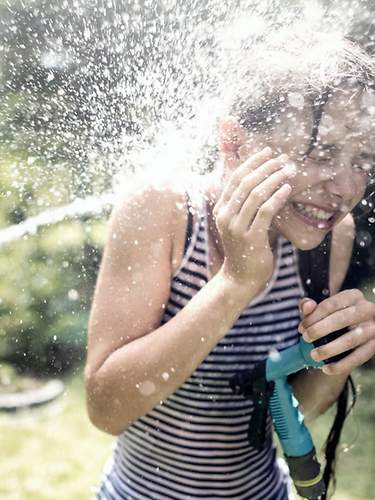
271, 200, 347, 250
272, 216, 331, 251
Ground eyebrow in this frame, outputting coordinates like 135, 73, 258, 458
307, 144, 338, 156
319, 144, 337, 151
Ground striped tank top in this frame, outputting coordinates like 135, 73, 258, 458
97, 191, 306, 500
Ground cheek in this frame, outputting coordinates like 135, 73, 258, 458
285, 170, 312, 195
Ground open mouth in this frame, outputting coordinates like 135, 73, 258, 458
289, 202, 339, 229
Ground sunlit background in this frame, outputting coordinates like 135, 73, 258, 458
0, 0, 374, 499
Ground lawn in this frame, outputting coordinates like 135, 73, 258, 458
0, 366, 373, 500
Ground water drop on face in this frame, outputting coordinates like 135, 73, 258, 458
161, 372, 170, 381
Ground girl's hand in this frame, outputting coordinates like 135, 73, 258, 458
213, 147, 295, 293
298, 290, 375, 374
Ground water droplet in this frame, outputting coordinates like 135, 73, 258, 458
68, 289, 79, 300
269, 348, 281, 361
288, 92, 305, 109
138, 380, 156, 396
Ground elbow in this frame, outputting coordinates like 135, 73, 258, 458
84, 367, 130, 436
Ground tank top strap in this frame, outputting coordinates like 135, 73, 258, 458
171, 188, 207, 280
183, 192, 194, 256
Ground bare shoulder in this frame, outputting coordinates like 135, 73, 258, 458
111, 179, 186, 232
329, 213, 355, 295
108, 178, 189, 275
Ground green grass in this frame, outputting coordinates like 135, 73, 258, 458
0, 367, 373, 499
306, 367, 375, 500
0, 368, 113, 500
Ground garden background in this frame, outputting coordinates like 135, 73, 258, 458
0, 0, 374, 499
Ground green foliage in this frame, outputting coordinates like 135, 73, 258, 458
0, 222, 105, 374
0, 147, 107, 375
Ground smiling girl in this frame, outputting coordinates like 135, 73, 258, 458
85, 31, 375, 499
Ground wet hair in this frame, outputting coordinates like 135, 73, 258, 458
229, 31, 374, 499
229, 30, 375, 141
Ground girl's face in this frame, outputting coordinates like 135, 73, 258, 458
245, 87, 375, 250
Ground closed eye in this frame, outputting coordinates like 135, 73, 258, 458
306, 154, 333, 162
352, 153, 375, 177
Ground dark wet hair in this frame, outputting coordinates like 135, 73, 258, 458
230, 31, 375, 138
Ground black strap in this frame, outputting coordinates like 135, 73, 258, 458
229, 360, 274, 450
297, 232, 332, 303
183, 192, 194, 256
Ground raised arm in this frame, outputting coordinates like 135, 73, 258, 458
85, 147, 296, 435
84, 185, 255, 435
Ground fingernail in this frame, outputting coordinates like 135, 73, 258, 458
283, 162, 297, 177
322, 366, 331, 374
299, 298, 309, 313
310, 350, 319, 361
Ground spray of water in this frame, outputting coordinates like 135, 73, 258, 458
0, 0, 374, 247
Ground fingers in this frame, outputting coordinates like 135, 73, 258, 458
310, 321, 375, 362
217, 156, 294, 232
299, 289, 366, 339
235, 163, 295, 232
300, 301, 373, 343
247, 183, 292, 240
321, 338, 375, 375
299, 298, 317, 317
215, 147, 273, 211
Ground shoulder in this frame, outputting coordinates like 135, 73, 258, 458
329, 213, 355, 295
110, 175, 190, 231
108, 177, 191, 275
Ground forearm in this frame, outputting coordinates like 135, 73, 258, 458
290, 367, 349, 423
86, 270, 259, 435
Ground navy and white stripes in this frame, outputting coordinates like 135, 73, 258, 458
97, 194, 305, 499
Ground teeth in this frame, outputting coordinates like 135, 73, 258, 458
295, 203, 335, 221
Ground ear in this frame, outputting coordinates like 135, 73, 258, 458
218, 116, 247, 156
